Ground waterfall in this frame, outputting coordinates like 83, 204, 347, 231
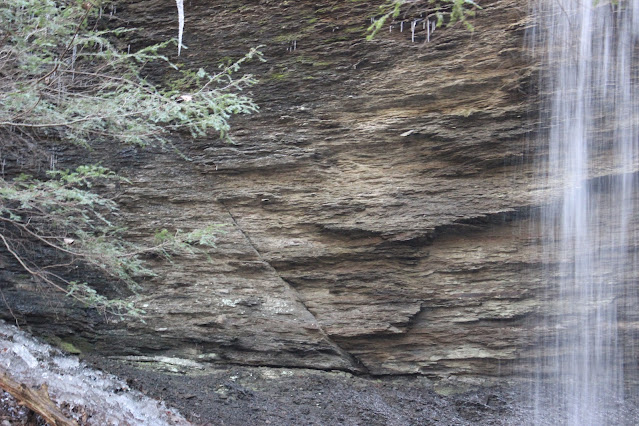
531, 0, 639, 424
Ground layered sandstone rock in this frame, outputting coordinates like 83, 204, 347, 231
1, 0, 554, 378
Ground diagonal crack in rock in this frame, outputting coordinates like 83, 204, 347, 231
219, 200, 368, 373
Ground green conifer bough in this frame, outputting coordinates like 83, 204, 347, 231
0, 0, 263, 317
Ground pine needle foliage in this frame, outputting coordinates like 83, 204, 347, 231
1, 0, 263, 147
0, 0, 262, 317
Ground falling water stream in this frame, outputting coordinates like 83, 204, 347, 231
531, 0, 639, 424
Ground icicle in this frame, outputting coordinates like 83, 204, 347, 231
127, 44, 131, 55
400, 21, 404, 32
432, 20, 436, 33
423, 21, 426, 30
98, 7, 102, 19
411, 20, 416, 42
427, 19, 430, 42
176, 0, 184, 56
71, 45, 76, 82
293, 40, 297, 51
389, 25, 392, 33
57, 71, 62, 103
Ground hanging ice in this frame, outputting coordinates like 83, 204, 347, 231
176, 0, 184, 55
71, 45, 76, 81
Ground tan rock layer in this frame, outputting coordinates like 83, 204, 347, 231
3, 0, 637, 380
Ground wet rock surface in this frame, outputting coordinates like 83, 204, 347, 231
1, 0, 541, 378
3, 0, 638, 411
3, 1, 639, 422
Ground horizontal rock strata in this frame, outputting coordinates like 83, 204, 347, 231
4, 0, 637, 381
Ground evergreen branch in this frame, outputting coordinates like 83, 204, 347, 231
0, 232, 71, 297
35, 3, 94, 86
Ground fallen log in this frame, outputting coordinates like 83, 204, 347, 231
0, 371, 78, 426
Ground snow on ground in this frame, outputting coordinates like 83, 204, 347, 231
0, 321, 189, 425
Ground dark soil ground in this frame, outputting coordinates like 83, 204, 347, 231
5, 355, 639, 425
4, 353, 638, 425
85, 357, 531, 426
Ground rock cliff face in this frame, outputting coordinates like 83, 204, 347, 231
1, 0, 559, 379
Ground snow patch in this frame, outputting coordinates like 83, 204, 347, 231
0, 321, 189, 425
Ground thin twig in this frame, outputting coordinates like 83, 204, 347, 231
0, 288, 19, 329
57, 69, 160, 97
0, 31, 11, 47
0, 216, 87, 259
0, 232, 83, 302
35, 5, 93, 86
8, 92, 43, 122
